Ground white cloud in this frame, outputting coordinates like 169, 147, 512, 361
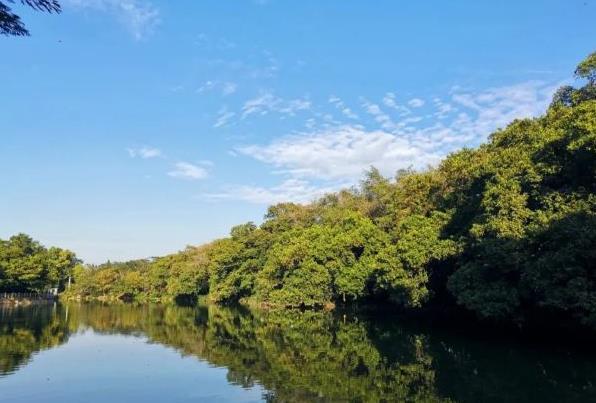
328, 95, 359, 119
449, 80, 558, 139
238, 125, 441, 181
197, 80, 216, 93
407, 98, 425, 108
432, 97, 455, 119
361, 99, 396, 131
382, 92, 412, 116
197, 80, 238, 96
241, 91, 311, 118
127, 146, 162, 159
214, 107, 236, 128
168, 162, 208, 180
235, 80, 557, 181
216, 80, 558, 204
241, 92, 276, 117
204, 178, 344, 205
65, 0, 160, 40
382, 92, 398, 108
222, 82, 238, 96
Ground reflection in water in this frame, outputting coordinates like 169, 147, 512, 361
0, 304, 71, 376
1, 302, 596, 402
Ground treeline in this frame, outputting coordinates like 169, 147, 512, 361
65, 52, 595, 329
0, 234, 78, 293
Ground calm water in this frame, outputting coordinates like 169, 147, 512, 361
1, 303, 595, 402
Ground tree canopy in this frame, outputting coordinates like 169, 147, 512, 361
0, 233, 78, 292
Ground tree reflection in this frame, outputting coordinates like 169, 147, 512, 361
1, 303, 596, 402
0, 304, 71, 375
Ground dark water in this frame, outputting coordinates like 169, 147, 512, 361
1, 303, 595, 402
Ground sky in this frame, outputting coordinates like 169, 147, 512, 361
1, 0, 595, 263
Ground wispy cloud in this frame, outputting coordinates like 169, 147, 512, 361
168, 162, 208, 180
238, 125, 440, 181
213, 107, 236, 128
127, 146, 162, 159
221, 80, 558, 203
65, 0, 160, 40
222, 82, 238, 96
355, 81, 557, 149
197, 80, 238, 96
361, 99, 397, 132
328, 95, 359, 120
432, 97, 455, 119
204, 79, 559, 205
203, 178, 344, 205
448, 80, 559, 139
203, 53, 280, 81
241, 91, 311, 119
382, 92, 412, 116
407, 98, 425, 108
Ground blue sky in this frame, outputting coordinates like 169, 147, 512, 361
1, 0, 594, 263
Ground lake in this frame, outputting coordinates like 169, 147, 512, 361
0, 303, 595, 402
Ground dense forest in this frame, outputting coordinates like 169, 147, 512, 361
4, 53, 595, 331
0, 234, 78, 293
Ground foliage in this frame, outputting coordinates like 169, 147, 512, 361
0, 0, 61, 36
0, 233, 78, 292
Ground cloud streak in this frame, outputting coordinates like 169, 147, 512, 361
238, 125, 440, 181
240, 91, 311, 119
197, 80, 238, 96
328, 95, 359, 119
127, 146, 162, 159
203, 178, 345, 205
168, 162, 208, 180
213, 107, 236, 128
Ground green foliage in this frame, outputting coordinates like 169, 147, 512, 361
0, 0, 61, 36
575, 51, 596, 84
523, 210, 596, 327
0, 234, 77, 292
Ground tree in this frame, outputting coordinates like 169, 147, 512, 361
575, 51, 596, 84
46, 247, 77, 290
1, 0, 61, 36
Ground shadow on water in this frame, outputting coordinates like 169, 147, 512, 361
1, 302, 596, 402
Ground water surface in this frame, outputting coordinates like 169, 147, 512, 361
1, 303, 595, 402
